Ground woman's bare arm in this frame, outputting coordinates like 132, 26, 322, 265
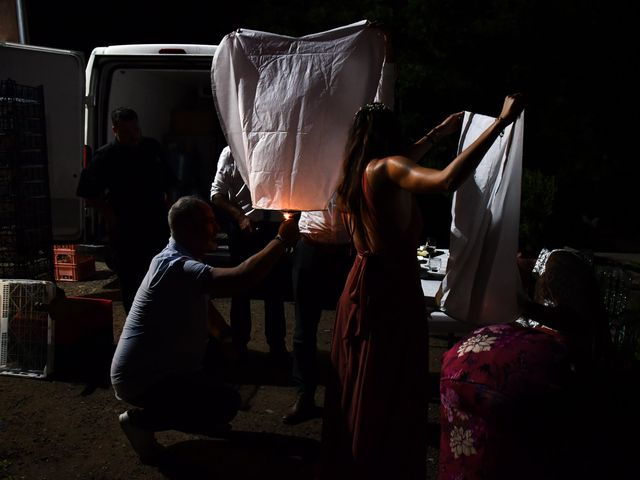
383, 94, 524, 193
405, 112, 465, 163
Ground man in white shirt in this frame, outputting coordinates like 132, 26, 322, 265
210, 147, 289, 364
282, 195, 353, 424
283, 30, 395, 423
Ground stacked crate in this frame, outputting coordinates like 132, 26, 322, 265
53, 244, 95, 282
0, 79, 54, 281
0, 279, 56, 378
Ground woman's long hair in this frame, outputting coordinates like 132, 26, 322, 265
534, 249, 611, 370
336, 103, 406, 249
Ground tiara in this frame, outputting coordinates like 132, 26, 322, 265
359, 102, 389, 113
532, 247, 591, 278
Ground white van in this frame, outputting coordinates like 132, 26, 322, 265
1, 42, 226, 243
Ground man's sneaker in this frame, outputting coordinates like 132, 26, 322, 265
282, 394, 322, 425
118, 411, 166, 464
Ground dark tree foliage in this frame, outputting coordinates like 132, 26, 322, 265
25, 0, 638, 251
235, 0, 637, 252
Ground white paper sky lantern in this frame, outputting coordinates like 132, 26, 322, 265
212, 20, 385, 211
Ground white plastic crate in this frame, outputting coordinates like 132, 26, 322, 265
0, 279, 55, 378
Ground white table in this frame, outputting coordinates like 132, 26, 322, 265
420, 250, 475, 339
422, 279, 442, 307
420, 249, 448, 307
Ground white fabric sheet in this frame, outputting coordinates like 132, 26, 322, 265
440, 111, 525, 325
212, 20, 385, 211
298, 193, 350, 244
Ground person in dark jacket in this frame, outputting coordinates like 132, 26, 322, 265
77, 107, 176, 313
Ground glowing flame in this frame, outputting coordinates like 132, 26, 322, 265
283, 212, 293, 220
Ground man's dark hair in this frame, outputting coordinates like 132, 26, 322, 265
168, 196, 210, 240
111, 107, 138, 126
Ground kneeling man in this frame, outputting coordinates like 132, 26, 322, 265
110, 196, 298, 462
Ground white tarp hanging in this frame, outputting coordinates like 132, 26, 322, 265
212, 20, 385, 211
440, 111, 525, 325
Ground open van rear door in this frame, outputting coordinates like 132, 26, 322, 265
1, 43, 85, 241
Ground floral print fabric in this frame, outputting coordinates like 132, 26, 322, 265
439, 323, 573, 480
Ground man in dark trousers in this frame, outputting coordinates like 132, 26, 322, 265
210, 146, 289, 364
77, 107, 176, 313
282, 195, 353, 424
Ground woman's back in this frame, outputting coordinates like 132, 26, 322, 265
352, 160, 423, 258
321, 163, 428, 479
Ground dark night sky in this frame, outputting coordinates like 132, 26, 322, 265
24, 0, 246, 58
20, 0, 640, 251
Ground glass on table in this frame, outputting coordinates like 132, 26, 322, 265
429, 256, 442, 273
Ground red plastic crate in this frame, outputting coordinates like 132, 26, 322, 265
54, 296, 113, 346
54, 244, 79, 264
54, 255, 95, 282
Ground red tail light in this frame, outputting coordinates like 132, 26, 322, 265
83, 145, 93, 168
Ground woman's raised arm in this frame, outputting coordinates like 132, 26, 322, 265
383, 93, 525, 194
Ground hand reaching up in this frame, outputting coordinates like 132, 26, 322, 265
498, 93, 525, 124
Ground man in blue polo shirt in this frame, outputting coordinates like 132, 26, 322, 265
110, 196, 298, 462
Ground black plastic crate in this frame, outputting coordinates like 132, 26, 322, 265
0, 78, 53, 281
1, 79, 43, 103
0, 256, 52, 281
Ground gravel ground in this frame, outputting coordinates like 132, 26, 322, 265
0, 261, 447, 479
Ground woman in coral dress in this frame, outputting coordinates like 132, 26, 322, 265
319, 94, 525, 479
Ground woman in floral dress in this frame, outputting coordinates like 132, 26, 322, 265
439, 248, 610, 479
